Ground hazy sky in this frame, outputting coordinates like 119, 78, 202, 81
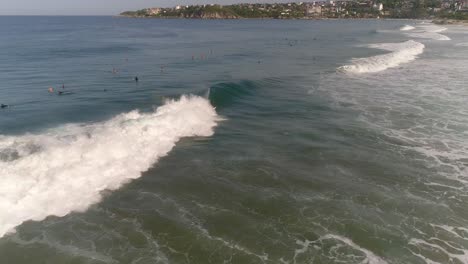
0, 0, 279, 15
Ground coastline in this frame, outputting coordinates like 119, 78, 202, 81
432, 19, 468, 25
117, 14, 468, 24
117, 15, 463, 27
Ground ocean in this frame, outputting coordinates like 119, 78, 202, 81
0, 16, 467, 264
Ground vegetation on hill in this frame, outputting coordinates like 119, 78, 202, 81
120, 1, 468, 20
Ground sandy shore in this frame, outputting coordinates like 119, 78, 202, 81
433, 19, 468, 25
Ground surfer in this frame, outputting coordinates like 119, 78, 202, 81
1, 104, 8, 108
135, 76, 139, 83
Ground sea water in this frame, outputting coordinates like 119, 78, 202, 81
1, 16, 468, 264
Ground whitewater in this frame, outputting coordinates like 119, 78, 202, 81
400, 25, 415, 31
405, 24, 451, 40
0, 95, 219, 238
338, 40, 425, 73
1, 17, 467, 264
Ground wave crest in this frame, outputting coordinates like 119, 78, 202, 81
338, 40, 425, 74
0, 95, 219, 238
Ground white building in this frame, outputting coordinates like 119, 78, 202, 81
373, 3, 384, 11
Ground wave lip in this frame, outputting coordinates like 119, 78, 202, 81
0, 95, 219, 238
400, 25, 415, 31
338, 40, 425, 74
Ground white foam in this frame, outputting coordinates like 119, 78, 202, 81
408, 32, 451, 41
0, 95, 219, 238
338, 40, 425, 73
409, 238, 468, 263
420, 25, 448, 33
431, 224, 468, 240
455, 42, 468, 47
321, 234, 388, 264
293, 234, 387, 264
406, 24, 451, 40
400, 25, 415, 31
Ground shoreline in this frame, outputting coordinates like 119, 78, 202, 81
116, 14, 468, 26
116, 15, 433, 21
432, 19, 468, 25
117, 15, 466, 24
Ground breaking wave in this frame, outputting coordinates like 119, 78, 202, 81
0, 95, 219, 238
406, 24, 451, 40
208, 80, 257, 108
338, 40, 425, 73
400, 25, 415, 31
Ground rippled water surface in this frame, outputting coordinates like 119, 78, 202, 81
1, 17, 468, 264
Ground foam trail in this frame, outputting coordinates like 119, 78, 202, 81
400, 25, 415, 31
409, 238, 468, 263
338, 40, 424, 73
321, 234, 388, 264
0, 95, 219, 238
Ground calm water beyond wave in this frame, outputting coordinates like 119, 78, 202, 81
1, 16, 468, 264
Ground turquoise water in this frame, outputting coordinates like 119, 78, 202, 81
1, 17, 468, 264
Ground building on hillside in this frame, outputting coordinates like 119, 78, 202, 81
462, 0, 468, 9
147, 8, 161, 15
441, 0, 451, 9
306, 4, 322, 16
373, 3, 383, 11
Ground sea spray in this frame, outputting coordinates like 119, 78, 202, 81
0, 95, 219, 238
338, 40, 425, 73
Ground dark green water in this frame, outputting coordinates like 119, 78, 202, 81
0, 17, 468, 263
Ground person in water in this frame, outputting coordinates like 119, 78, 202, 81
135, 76, 139, 82
48, 87, 54, 93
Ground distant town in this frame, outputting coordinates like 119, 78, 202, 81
120, 0, 468, 20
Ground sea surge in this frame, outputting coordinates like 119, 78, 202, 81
0, 95, 219, 238
338, 40, 425, 73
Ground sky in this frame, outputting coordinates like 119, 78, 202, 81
0, 0, 280, 15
